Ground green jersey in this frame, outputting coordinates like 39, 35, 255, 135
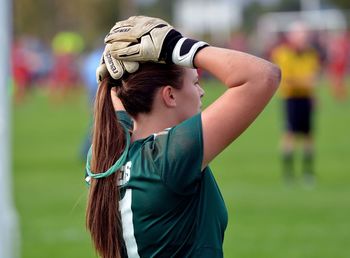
94, 111, 228, 257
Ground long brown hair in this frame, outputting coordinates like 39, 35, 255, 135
86, 63, 184, 258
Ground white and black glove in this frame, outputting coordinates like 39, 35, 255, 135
96, 44, 139, 82
104, 16, 209, 68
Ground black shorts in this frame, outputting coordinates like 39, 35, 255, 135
284, 98, 313, 134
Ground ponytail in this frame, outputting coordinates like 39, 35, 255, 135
85, 63, 185, 258
86, 78, 126, 258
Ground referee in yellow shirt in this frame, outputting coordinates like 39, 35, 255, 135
271, 22, 320, 185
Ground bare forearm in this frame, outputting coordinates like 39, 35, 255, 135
194, 46, 281, 89
198, 46, 281, 168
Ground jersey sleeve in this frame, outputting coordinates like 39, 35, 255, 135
116, 111, 133, 131
154, 113, 204, 195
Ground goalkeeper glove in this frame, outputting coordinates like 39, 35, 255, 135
105, 16, 209, 68
96, 45, 139, 82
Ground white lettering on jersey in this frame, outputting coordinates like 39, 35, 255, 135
118, 161, 132, 186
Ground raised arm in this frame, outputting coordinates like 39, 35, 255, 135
101, 16, 281, 169
195, 47, 281, 169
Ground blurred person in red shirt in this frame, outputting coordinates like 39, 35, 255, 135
12, 39, 32, 103
49, 32, 84, 102
327, 31, 349, 101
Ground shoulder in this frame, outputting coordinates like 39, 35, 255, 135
150, 113, 203, 158
143, 114, 204, 195
129, 113, 203, 170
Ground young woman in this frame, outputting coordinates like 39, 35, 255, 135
85, 16, 280, 258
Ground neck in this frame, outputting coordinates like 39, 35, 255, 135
131, 111, 179, 142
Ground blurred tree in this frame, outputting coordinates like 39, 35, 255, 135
14, 0, 56, 39
270, 0, 301, 12
327, 0, 350, 8
242, 0, 305, 33
118, 0, 137, 19
242, 2, 270, 33
13, 0, 139, 49
138, 0, 173, 23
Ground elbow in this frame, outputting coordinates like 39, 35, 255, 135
271, 63, 282, 89
224, 58, 281, 92
262, 63, 281, 93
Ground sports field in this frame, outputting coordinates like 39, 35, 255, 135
13, 79, 350, 258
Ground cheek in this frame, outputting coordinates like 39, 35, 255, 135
183, 88, 199, 105
184, 89, 201, 113
177, 83, 201, 115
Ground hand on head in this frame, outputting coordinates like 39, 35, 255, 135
96, 16, 209, 83
95, 50, 139, 82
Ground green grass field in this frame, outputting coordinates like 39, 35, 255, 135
13, 79, 350, 258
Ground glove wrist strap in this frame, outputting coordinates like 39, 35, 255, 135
160, 29, 183, 63
172, 38, 209, 68
160, 29, 209, 68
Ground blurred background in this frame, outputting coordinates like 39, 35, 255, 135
4, 0, 350, 257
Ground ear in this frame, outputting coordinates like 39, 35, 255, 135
160, 86, 177, 108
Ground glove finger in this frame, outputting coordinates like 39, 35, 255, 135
105, 28, 139, 44
96, 55, 108, 83
105, 16, 170, 43
111, 44, 141, 60
113, 35, 159, 62
106, 24, 165, 43
106, 41, 131, 53
123, 61, 139, 74
104, 50, 124, 80
107, 16, 138, 34
96, 63, 109, 83
111, 15, 141, 29
105, 17, 140, 43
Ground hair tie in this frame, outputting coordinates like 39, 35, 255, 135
85, 123, 130, 183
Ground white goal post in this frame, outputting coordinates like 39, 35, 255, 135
0, 0, 20, 257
